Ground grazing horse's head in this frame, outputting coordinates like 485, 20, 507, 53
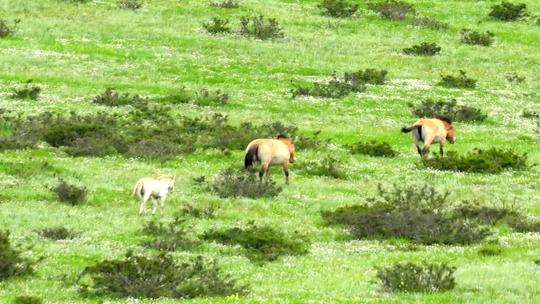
437, 116, 456, 144
157, 174, 175, 192
277, 134, 295, 163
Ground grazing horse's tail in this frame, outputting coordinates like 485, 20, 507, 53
401, 123, 422, 133
244, 144, 259, 169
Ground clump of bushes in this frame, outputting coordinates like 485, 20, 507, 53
506, 72, 526, 83
92, 88, 148, 107
299, 155, 347, 179
160, 87, 229, 106
210, 0, 240, 8
422, 148, 528, 173
368, 0, 415, 20
322, 184, 491, 245
141, 219, 199, 252
39, 226, 80, 240
376, 262, 456, 292
350, 140, 397, 157
53, 179, 88, 205
402, 42, 441, 56
13, 296, 43, 304
291, 69, 387, 98
204, 168, 282, 198
0, 18, 20, 38
239, 15, 284, 40
438, 70, 477, 89
117, 0, 142, 9
79, 252, 246, 299
203, 223, 309, 263
489, 2, 527, 21
203, 18, 231, 34
10, 80, 41, 100
410, 99, 487, 122
460, 29, 494, 46
177, 203, 217, 219
318, 0, 358, 18
0, 230, 34, 281
410, 16, 448, 30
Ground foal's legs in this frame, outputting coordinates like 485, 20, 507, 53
139, 192, 152, 216
158, 196, 166, 215
152, 197, 158, 215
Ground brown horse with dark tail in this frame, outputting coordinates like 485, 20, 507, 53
401, 116, 456, 158
244, 135, 295, 184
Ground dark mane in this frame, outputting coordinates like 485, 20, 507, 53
435, 115, 452, 125
277, 134, 289, 139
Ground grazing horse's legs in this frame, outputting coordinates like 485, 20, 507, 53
260, 161, 270, 181
421, 136, 434, 158
439, 143, 445, 156
415, 141, 422, 156
282, 162, 290, 185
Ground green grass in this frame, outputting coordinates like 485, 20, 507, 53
0, 0, 539, 303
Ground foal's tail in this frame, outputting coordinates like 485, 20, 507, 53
244, 144, 259, 169
132, 180, 144, 197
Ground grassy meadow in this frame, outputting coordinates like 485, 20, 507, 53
1, 0, 540, 303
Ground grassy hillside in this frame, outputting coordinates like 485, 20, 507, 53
0, 0, 539, 303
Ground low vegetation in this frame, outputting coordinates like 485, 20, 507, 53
410, 16, 448, 30
203, 223, 309, 263
117, 0, 142, 10
38, 226, 80, 240
318, 0, 358, 18
53, 179, 88, 206
160, 87, 229, 106
92, 88, 147, 107
239, 15, 284, 40
350, 140, 397, 157
210, 0, 240, 9
202, 168, 283, 198
140, 219, 200, 252
368, 0, 415, 20
298, 155, 347, 179
402, 42, 441, 56
422, 148, 528, 173
478, 243, 504, 256
12, 296, 43, 304
10, 80, 41, 100
460, 29, 494, 46
0, 18, 19, 38
489, 1, 527, 21
410, 99, 487, 122
376, 262, 456, 292
506, 72, 526, 83
0, 230, 34, 281
79, 252, 246, 299
203, 18, 231, 34
438, 70, 477, 89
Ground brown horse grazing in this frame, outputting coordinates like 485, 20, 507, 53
401, 116, 456, 158
244, 135, 295, 184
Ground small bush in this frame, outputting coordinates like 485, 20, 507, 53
410, 99, 487, 122
203, 223, 309, 263
210, 0, 239, 8
177, 203, 217, 219
193, 88, 229, 106
92, 88, 148, 107
299, 155, 347, 179
141, 219, 199, 252
478, 243, 503, 256
203, 18, 231, 34
0, 230, 34, 281
53, 179, 88, 205
438, 70, 477, 89
454, 202, 518, 225
505, 215, 540, 233
239, 15, 284, 40
410, 16, 448, 30
460, 29, 494, 46
402, 42, 441, 56
10, 80, 41, 100
489, 2, 527, 21
39, 226, 79, 240
422, 148, 528, 173
206, 168, 282, 198
368, 0, 415, 20
291, 69, 387, 98
0, 18, 20, 38
117, 0, 142, 9
506, 72, 526, 83
376, 262, 456, 292
13, 296, 43, 304
318, 0, 358, 18
79, 252, 246, 299
522, 110, 539, 119
350, 140, 397, 157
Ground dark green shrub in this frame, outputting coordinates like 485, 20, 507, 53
79, 252, 246, 299
92, 88, 148, 107
10, 80, 41, 100
422, 148, 528, 173
410, 99, 487, 122
291, 69, 387, 98
368, 0, 415, 20
13, 296, 43, 304
177, 203, 217, 219
239, 15, 284, 40
117, 0, 142, 9
460, 29, 494, 46
410, 16, 448, 30
438, 70, 477, 89
350, 140, 397, 157
193, 88, 229, 106
210, 0, 239, 8
0, 230, 34, 281
522, 110, 539, 119
299, 155, 347, 179
478, 243, 503, 256
322, 184, 491, 245
0, 18, 20, 37
402, 42, 441, 56
141, 220, 199, 252
206, 168, 282, 198
506, 72, 526, 83
376, 262, 456, 292
53, 179, 88, 205
39, 226, 79, 240
203, 223, 309, 263
489, 2, 527, 21
454, 202, 518, 225
318, 0, 358, 18
203, 18, 231, 34
534, 260, 540, 266
505, 215, 540, 232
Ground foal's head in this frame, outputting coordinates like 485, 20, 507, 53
277, 134, 295, 163
437, 116, 456, 144
157, 174, 175, 192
